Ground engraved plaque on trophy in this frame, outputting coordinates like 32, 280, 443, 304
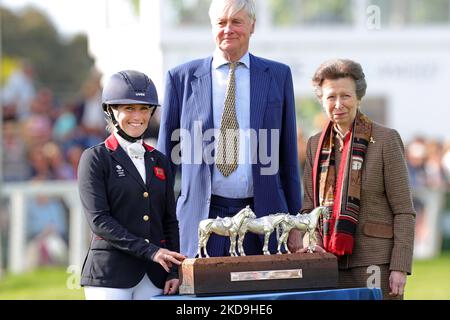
180, 206, 337, 296
179, 253, 338, 296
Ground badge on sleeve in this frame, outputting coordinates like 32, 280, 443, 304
154, 167, 166, 180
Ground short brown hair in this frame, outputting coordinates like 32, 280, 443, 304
312, 59, 367, 100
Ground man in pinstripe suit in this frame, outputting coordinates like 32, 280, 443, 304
157, 0, 302, 258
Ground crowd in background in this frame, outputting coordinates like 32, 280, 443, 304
2, 62, 105, 183
2, 61, 450, 269
1, 62, 106, 268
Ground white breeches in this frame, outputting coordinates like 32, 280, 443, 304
84, 274, 163, 300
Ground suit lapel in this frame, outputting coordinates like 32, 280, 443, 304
145, 150, 157, 189
250, 54, 270, 132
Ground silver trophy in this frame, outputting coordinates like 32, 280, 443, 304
197, 207, 289, 257
237, 213, 289, 256
276, 206, 330, 253
197, 205, 256, 258
197, 206, 329, 257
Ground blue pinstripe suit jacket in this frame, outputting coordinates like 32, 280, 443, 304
157, 53, 302, 257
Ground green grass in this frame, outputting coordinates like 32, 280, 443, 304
405, 252, 450, 300
0, 253, 449, 300
0, 267, 84, 300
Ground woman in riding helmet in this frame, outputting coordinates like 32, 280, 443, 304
78, 70, 184, 300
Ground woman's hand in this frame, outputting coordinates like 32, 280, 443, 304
296, 231, 326, 253
296, 245, 326, 253
164, 279, 180, 295
153, 248, 185, 273
287, 229, 303, 253
389, 271, 407, 297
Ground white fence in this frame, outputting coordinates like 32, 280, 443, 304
1, 180, 447, 275
1, 181, 88, 274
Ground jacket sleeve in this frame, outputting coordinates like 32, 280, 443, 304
77, 148, 160, 261
383, 129, 416, 274
279, 66, 302, 214
157, 70, 181, 184
301, 137, 316, 213
300, 137, 323, 247
161, 156, 181, 280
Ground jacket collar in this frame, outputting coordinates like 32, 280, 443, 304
212, 51, 250, 69
105, 134, 156, 190
105, 134, 154, 152
193, 56, 213, 78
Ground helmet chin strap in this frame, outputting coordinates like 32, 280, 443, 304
108, 107, 142, 143
115, 125, 142, 143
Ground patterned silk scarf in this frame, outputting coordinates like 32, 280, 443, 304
312, 111, 372, 256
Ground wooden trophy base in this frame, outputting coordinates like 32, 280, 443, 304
179, 252, 338, 296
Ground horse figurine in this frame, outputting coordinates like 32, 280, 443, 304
277, 206, 330, 254
197, 205, 256, 258
237, 213, 289, 256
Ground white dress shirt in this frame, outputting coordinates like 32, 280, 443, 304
211, 51, 253, 198
114, 132, 146, 184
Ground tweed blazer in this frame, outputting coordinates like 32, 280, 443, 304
302, 122, 416, 274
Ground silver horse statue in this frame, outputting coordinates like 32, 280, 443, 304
197, 205, 256, 258
237, 213, 289, 256
277, 206, 330, 253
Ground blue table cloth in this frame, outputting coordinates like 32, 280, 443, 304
152, 288, 382, 300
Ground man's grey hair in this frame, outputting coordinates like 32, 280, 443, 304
209, 0, 256, 24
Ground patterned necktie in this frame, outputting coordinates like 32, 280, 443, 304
216, 62, 239, 177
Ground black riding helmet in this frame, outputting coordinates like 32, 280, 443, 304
102, 70, 160, 142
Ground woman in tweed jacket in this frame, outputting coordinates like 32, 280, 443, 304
297, 59, 415, 299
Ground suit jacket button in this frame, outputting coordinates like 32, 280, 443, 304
143, 215, 150, 222
143, 192, 149, 198
145, 239, 150, 243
